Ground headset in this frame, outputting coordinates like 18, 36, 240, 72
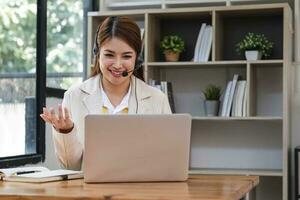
92, 17, 144, 77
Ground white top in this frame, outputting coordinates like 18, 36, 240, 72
100, 83, 131, 114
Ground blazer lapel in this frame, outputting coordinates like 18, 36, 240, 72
80, 75, 103, 114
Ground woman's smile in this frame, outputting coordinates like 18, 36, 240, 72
109, 69, 124, 78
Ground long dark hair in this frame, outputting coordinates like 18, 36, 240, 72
91, 16, 143, 80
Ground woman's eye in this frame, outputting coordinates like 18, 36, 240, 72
123, 55, 132, 59
104, 54, 113, 57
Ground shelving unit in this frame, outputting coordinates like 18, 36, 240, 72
87, 3, 292, 200
99, 0, 293, 10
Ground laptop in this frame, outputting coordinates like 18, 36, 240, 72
83, 114, 192, 183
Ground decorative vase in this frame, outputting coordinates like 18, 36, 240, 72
164, 50, 180, 62
245, 50, 262, 60
204, 100, 219, 117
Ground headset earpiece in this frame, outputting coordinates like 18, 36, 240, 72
135, 53, 144, 70
93, 25, 101, 62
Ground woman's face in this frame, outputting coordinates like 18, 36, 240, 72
99, 37, 137, 86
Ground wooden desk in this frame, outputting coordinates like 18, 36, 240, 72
0, 175, 258, 200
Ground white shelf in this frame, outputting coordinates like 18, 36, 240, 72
107, 2, 161, 8
246, 60, 283, 64
191, 116, 283, 121
148, 61, 246, 66
147, 60, 283, 67
189, 168, 283, 177
104, 0, 225, 9
104, 0, 162, 9
166, 0, 227, 5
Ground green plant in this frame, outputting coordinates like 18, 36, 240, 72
160, 35, 185, 53
236, 32, 274, 58
202, 84, 221, 101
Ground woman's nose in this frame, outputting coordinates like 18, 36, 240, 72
113, 59, 123, 69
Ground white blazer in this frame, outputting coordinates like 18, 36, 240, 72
52, 75, 172, 170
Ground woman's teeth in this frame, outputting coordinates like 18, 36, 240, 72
110, 70, 122, 77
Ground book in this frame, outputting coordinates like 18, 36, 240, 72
198, 25, 209, 62
232, 81, 246, 117
225, 74, 239, 117
242, 83, 248, 117
162, 81, 176, 113
237, 81, 246, 117
203, 25, 212, 62
140, 28, 145, 60
0, 166, 83, 183
193, 23, 206, 62
220, 81, 232, 116
148, 79, 176, 113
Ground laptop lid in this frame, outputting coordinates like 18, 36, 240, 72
83, 114, 191, 183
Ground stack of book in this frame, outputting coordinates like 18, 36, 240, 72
193, 23, 213, 62
148, 79, 175, 113
219, 74, 247, 117
0, 166, 83, 183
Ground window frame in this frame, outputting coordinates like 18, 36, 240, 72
0, 0, 46, 168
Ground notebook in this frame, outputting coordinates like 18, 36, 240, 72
0, 166, 83, 183
84, 114, 192, 183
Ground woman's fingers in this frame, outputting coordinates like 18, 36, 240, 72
40, 106, 73, 131
64, 107, 70, 121
49, 107, 59, 124
43, 107, 51, 117
41, 108, 53, 123
40, 114, 52, 123
58, 105, 64, 121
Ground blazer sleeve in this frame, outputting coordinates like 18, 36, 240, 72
52, 90, 83, 170
162, 93, 172, 114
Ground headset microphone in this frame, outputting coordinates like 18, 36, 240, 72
121, 54, 144, 77
121, 69, 135, 77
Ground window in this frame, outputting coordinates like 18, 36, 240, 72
0, 0, 45, 167
0, 0, 96, 168
46, 1, 84, 91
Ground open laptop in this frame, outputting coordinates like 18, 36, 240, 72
83, 114, 191, 183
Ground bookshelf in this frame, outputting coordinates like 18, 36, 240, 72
99, 0, 293, 11
87, 3, 292, 200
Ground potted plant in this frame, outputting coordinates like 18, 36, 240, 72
236, 32, 273, 60
202, 84, 221, 116
160, 35, 185, 62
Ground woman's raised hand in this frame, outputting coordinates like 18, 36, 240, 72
40, 105, 74, 134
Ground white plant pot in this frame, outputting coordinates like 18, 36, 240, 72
245, 50, 262, 60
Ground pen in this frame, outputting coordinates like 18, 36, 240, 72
16, 171, 36, 175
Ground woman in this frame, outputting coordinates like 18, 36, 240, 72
40, 16, 171, 170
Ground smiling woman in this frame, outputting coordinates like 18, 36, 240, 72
40, 16, 172, 170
